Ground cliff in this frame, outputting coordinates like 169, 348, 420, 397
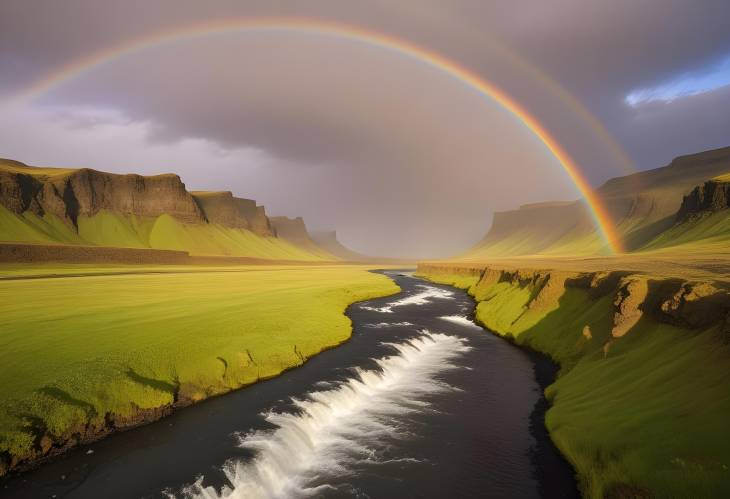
0, 159, 203, 225
676, 176, 730, 222
270, 216, 337, 260
191, 191, 273, 236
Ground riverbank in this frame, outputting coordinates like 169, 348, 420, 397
418, 261, 730, 498
0, 263, 400, 478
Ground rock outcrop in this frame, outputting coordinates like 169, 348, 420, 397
191, 191, 273, 236
270, 216, 334, 258
676, 178, 730, 222
610, 277, 649, 338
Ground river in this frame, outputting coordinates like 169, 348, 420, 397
1, 270, 578, 498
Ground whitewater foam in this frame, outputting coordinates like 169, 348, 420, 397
439, 315, 482, 329
361, 285, 455, 313
362, 321, 414, 329
175, 332, 470, 499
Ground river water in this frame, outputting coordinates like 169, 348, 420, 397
1, 271, 578, 498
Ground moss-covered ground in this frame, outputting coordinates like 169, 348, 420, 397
0, 263, 399, 466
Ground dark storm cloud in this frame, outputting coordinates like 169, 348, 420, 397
1, 0, 730, 257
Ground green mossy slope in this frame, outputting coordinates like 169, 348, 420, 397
0, 206, 331, 261
419, 265, 730, 499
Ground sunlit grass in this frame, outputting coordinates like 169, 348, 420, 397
0, 264, 399, 462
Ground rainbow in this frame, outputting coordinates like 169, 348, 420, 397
11, 18, 624, 253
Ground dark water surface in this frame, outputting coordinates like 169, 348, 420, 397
1, 271, 578, 498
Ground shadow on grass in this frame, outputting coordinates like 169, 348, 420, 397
37, 386, 97, 418
623, 215, 675, 251
126, 368, 178, 395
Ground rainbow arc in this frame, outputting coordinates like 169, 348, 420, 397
10, 18, 624, 253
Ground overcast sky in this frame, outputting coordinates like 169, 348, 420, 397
1, 0, 729, 258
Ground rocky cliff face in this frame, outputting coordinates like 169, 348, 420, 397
0, 160, 203, 225
270, 217, 336, 259
676, 178, 730, 222
0, 159, 280, 237
271, 216, 312, 244
191, 191, 273, 236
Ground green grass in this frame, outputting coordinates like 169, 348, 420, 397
0, 264, 399, 463
641, 210, 730, 254
421, 269, 730, 498
0, 206, 332, 261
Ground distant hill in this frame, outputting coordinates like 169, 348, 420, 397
0, 158, 337, 261
310, 231, 370, 261
309, 230, 412, 264
462, 146, 730, 258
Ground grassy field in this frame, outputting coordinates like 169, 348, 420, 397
420, 267, 730, 499
0, 206, 333, 261
0, 264, 399, 468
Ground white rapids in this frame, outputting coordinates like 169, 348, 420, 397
360, 285, 455, 313
439, 315, 482, 329
175, 332, 470, 499
362, 321, 414, 328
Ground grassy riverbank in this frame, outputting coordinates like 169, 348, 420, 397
419, 263, 730, 499
0, 263, 399, 475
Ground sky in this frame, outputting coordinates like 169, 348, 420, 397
1, 1, 730, 258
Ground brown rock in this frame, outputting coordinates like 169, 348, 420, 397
659, 282, 729, 329
38, 434, 53, 455
676, 179, 730, 222
612, 277, 649, 338
0, 161, 205, 225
